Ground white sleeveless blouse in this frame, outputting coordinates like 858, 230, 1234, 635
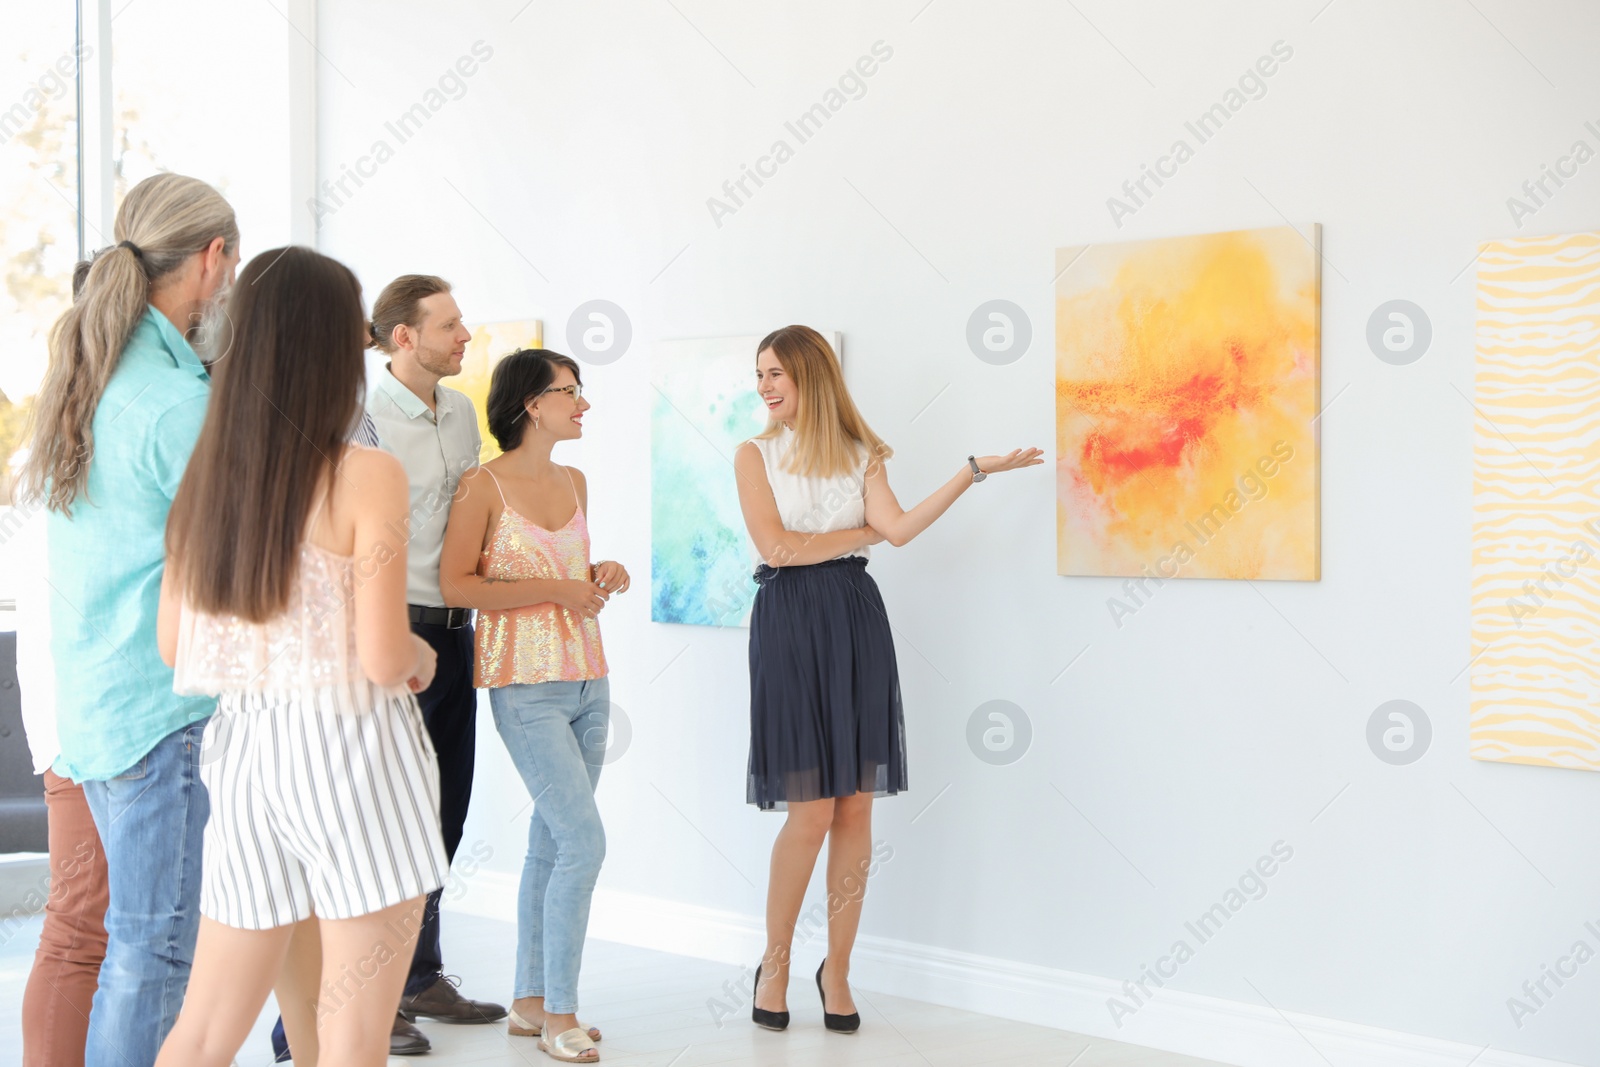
749, 424, 869, 570
173, 542, 407, 715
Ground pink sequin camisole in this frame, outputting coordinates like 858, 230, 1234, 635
473, 466, 608, 688
173, 539, 408, 716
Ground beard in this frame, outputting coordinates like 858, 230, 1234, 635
415, 339, 460, 378
190, 280, 234, 366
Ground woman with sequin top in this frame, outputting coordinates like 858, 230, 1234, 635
440, 348, 628, 1064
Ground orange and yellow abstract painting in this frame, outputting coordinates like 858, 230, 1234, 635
1055, 225, 1320, 580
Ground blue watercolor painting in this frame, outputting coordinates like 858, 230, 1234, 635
651, 336, 769, 627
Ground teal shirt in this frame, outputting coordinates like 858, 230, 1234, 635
48, 307, 216, 781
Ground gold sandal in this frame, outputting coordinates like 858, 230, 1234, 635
507, 1007, 601, 1042
539, 1024, 599, 1062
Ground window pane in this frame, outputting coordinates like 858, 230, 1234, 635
0, 0, 79, 610
113, 1, 292, 258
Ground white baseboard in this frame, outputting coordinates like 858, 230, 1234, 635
448, 874, 1579, 1067
0, 853, 49, 916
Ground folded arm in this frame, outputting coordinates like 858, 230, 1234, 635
735, 442, 877, 567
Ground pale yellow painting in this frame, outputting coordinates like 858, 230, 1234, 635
457, 319, 543, 461
1055, 226, 1320, 581
1470, 231, 1600, 771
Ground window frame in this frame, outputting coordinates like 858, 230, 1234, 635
73, 0, 319, 251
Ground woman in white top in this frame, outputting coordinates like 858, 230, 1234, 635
735, 325, 1041, 1034
152, 247, 447, 1067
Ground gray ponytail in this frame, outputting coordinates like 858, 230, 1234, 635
22, 173, 238, 513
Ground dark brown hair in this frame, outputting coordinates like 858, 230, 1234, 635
166, 246, 366, 621
368, 274, 451, 353
486, 348, 583, 451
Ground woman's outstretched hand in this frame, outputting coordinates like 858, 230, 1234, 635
974, 448, 1046, 475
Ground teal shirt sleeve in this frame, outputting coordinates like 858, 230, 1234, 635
146, 391, 209, 499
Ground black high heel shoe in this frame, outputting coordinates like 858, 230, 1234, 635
815, 959, 861, 1034
751, 964, 790, 1031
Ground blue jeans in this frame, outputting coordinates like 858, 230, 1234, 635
80, 719, 211, 1067
490, 677, 610, 1014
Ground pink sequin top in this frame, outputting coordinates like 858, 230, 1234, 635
473, 468, 608, 688
173, 541, 408, 715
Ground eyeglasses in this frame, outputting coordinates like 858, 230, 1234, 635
539, 383, 583, 402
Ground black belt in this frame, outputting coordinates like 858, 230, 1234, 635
409, 604, 471, 629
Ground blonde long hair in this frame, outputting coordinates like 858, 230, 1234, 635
755, 325, 891, 477
22, 173, 238, 512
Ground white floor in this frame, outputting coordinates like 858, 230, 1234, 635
0, 906, 1236, 1066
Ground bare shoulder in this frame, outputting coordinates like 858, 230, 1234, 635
339, 445, 408, 503
562, 464, 587, 489
457, 464, 496, 492
735, 440, 765, 471
342, 443, 406, 481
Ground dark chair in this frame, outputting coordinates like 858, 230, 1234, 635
0, 628, 48, 853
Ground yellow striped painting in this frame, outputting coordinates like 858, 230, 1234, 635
1471, 230, 1600, 770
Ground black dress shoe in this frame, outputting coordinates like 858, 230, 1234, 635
816, 959, 861, 1034
276, 1011, 429, 1058
391, 1011, 432, 1056
401, 974, 509, 1024
751, 964, 790, 1030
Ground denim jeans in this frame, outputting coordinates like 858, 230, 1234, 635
80, 718, 210, 1067
490, 677, 610, 1014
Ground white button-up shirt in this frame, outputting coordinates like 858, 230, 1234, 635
366, 367, 482, 607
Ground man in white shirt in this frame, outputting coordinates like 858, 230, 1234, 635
366, 276, 506, 1037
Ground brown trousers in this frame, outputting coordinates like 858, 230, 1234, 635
21, 770, 109, 1067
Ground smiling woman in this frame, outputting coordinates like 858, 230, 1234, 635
734, 324, 1042, 1035
438, 347, 622, 1061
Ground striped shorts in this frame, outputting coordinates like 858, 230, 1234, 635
198, 688, 448, 930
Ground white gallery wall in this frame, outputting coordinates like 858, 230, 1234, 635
312, 2, 1600, 1064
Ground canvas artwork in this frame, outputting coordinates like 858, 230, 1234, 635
1055, 225, 1320, 582
652, 333, 843, 627
653, 335, 770, 627
1470, 230, 1600, 771
457, 319, 544, 461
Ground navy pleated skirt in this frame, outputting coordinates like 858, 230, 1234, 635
747, 555, 907, 811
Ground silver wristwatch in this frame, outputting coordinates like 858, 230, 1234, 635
968, 455, 987, 483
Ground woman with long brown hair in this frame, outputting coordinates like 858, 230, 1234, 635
736, 326, 1040, 1034
151, 246, 447, 1067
